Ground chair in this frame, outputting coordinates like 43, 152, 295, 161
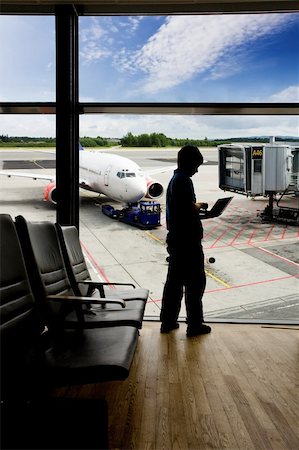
15, 215, 146, 329
56, 224, 149, 301
0, 214, 139, 449
1, 214, 138, 385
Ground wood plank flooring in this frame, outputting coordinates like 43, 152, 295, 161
54, 323, 299, 450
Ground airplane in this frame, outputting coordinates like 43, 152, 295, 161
0, 146, 175, 205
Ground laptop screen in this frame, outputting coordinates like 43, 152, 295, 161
209, 197, 233, 216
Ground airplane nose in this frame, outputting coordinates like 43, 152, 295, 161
125, 180, 147, 202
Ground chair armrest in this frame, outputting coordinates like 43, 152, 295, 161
46, 295, 126, 308
78, 281, 136, 289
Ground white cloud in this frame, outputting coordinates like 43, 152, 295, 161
80, 42, 111, 63
0, 115, 55, 137
269, 85, 299, 102
80, 18, 112, 63
119, 14, 293, 93
80, 19, 106, 43
80, 16, 144, 64
1, 113, 297, 139
79, 114, 299, 140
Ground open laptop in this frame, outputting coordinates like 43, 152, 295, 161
198, 197, 233, 219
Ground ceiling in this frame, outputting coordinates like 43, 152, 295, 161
1, 0, 299, 14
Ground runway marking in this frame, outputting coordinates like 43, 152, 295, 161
80, 240, 115, 287
247, 224, 261, 244
33, 160, 49, 169
205, 269, 230, 288
207, 211, 249, 248
205, 273, 299, 294
148, 272, 299, 304
228, 216, 256, 246
203, 220, 223, 240
145, 231, 164, 244
264, 224, 275, 242
250, 245, 299, 267
145, 230, 231, 288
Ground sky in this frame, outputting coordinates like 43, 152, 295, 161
0, 13, 298, 139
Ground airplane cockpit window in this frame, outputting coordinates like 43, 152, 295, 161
117, 171, 136, 178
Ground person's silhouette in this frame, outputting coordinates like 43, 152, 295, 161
160, 145, 211, 337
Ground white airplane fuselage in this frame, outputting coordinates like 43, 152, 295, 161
0, 149, 165, 205
79, 151, 148, 203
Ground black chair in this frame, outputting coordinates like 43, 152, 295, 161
56, 224, 149, 302
0, 214, 139, 448
15, 216, 146, 329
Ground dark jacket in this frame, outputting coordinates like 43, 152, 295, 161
166, 169, 203, 249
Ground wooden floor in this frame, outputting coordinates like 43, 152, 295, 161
55, 322, 299, 450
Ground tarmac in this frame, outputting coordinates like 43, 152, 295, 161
0, 147, 298, 324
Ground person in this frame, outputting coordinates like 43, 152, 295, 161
160, 145, 211, 337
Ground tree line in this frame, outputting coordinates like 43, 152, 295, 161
0, 135, 119, 148
1, 133, 288, 148
120, 132, 229, 147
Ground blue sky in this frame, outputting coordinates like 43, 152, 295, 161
0, 13, 298, 138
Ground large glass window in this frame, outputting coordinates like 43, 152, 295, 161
78, 114, 299, 323
0, 16, 55, 101
0, 115, 56, 222
79, 14, 299, 102
1, 10, 298, 324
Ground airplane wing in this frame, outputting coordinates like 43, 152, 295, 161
0, 170, 55, 182
0, 170, 94, 191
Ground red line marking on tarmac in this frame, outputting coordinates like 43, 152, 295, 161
263, 224, 275, 241
247, 224, 261, 245
147, 272, 299, 304
147, 298, 162, 305
208, 218, 241, 249
205, 273, 299, 294
228, 217, 255, 246
80, 240, 115, 288
203, 220, 223, 240
279, 224, 288, 240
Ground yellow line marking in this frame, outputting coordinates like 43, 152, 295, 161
205, 269, 231, 288
146, 231, 231, 288
145, 231, 164, 244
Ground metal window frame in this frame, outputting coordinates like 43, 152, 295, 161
1, 3, 298, 325
1, 3, 299, 228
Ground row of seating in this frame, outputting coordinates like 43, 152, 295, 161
0, 214, 149, 449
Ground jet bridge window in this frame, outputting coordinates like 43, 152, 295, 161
224, 149, 244, 189
254, 159, 262, 173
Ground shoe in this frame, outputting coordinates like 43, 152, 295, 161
186, 324, 211, 337
160, 322, 180, 333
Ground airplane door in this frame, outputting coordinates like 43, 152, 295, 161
104, 166, 111, 186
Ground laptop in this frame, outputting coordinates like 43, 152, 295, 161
198, 197, 233, 219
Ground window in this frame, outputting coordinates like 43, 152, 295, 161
79, 14, 299, 103
0, 16, 55, 102
1, 9, 298, 324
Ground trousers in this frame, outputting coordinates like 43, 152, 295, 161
160, 241, 206, 327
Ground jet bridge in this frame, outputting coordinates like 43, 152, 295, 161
218, 142, 299, 224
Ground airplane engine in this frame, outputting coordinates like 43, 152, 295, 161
44, 181, 58, 204
145, 177, 164, 199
